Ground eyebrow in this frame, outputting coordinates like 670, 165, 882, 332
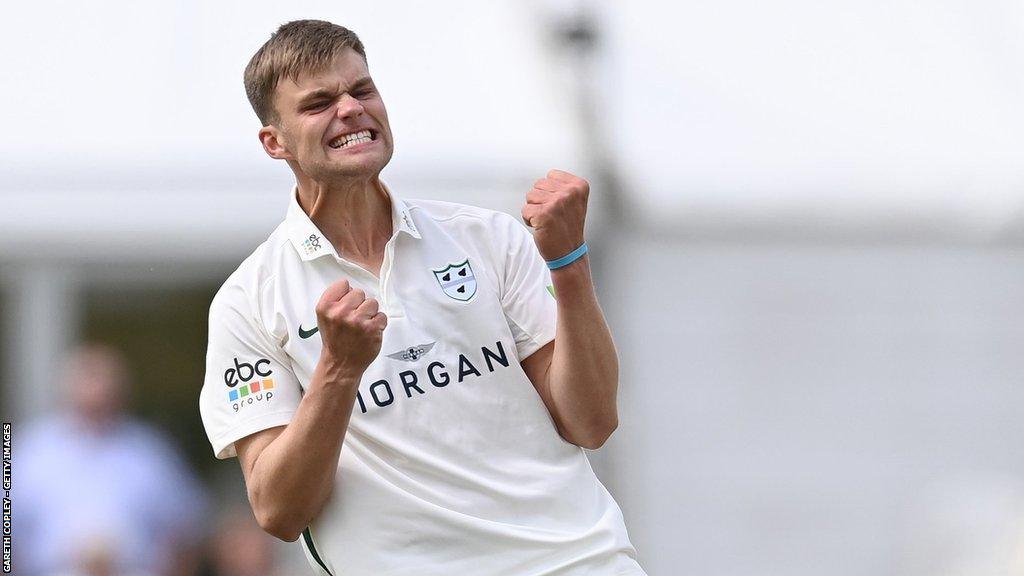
296, 77, 374, 108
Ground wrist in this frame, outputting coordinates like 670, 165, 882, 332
546, 241, 588, 270
314, 351, 363, 389
550, 253, 592, 288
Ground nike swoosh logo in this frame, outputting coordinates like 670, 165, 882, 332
298, 325, 320, 339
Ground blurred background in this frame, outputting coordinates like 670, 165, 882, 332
4, 0, 1024, 574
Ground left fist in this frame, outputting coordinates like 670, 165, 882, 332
521, 169, 589, 262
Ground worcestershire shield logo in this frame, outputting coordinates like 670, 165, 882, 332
432, 259, 477, 301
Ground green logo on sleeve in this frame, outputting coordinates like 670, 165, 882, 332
546, 285, 556, 299
298, 325, 320, 339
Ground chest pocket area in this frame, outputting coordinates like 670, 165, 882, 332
429, 257, 483, 303
399, 254, 507, 347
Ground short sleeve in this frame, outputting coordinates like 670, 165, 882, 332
199, 281, 302, 459
497, 213, 558, 360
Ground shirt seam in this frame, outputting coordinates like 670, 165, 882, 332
502, 308, 549, 360
254, 272, 279, 346
426, 210, 495, 225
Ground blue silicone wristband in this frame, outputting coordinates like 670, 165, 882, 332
546, 242, 589, 270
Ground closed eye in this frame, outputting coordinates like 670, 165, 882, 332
303, 101, 331, 112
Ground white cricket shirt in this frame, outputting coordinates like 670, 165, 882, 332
199, 184, 645, 576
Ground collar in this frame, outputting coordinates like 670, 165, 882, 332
286, 180, 421, 262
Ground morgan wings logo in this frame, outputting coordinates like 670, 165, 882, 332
432, 259, 476, 301
386, 342, 436, 362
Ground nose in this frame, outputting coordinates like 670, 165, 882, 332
334, 93, 364, 120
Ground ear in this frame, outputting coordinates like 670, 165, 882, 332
259, 124, 294, 160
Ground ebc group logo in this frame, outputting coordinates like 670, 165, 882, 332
302, 234, 322, 256
224, 357, 275, 412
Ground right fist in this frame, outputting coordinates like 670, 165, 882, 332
314, 279, 388, 376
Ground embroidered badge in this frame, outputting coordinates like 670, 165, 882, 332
386, 342, 436, 362
432, 259, 477, 301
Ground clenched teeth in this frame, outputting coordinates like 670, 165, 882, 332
329, 130, 373, 149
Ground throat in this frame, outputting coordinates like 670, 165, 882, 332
296, 178, 397, 278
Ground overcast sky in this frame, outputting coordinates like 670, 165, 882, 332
4, 0, 1023, 237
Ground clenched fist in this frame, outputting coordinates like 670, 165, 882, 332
315, 278, 387, 379
521, 169, 589, 262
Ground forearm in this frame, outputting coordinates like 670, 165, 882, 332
547, 255, 619, 448
246, 354, 360, 539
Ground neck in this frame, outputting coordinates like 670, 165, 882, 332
295, 173, 394, 262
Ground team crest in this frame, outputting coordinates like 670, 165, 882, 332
432, 259, 477, 301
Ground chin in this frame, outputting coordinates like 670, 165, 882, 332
301, 144, 394, 182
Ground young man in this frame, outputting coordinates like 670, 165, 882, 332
199, 19, 646, 575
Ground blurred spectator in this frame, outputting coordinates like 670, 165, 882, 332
15, 343, 207, 576
208, 507, 281, 576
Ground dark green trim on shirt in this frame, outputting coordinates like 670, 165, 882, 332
303, 527, 334, 576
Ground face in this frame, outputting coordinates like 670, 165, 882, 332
261, 48, 394, 182
64, 348, 127, 425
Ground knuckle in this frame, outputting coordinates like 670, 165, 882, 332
316, 291, 332, 307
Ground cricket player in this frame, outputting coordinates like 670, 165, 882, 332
199, 19, 646, 575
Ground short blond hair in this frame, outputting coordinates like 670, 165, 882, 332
244, 20, 367, 125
